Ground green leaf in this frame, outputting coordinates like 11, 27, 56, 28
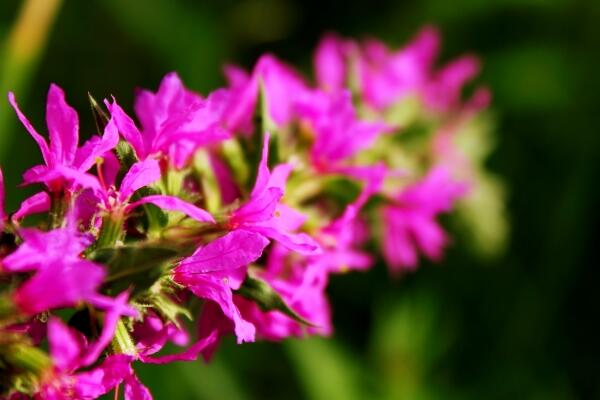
235, 275, 315, 326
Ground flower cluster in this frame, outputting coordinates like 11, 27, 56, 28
0, 26, 501, 399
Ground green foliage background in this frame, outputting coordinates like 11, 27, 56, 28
1, 0, 599, 398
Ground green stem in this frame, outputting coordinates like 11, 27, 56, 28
49, 191, 68, 228
95, 212, 125, 249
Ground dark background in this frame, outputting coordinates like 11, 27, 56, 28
1, 0, 599, 398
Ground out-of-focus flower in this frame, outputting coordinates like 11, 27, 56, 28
382, 167, 468, 274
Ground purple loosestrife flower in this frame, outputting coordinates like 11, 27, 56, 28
223, 55, 310, 134
314, 27, 438, 109
8, 85, 119, 218
174, 229, 268, 345
107, 72, 230, 169
1, 216, 137, 320
35, 317, 151, 400
227, 133, 320, 254
314, 26, 487, 114
295, 90, 391, 180
382, 166, 468, 274
232, 187, 379, 342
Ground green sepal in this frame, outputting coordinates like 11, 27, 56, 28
88, 92, 110, 135
235, 274, 316, 327
116, 140, 137, 170
143, 291, 192, 328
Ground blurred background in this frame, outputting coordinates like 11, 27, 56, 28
1, 0, 599, 398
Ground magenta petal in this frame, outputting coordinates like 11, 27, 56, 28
314, 33, 347, 92
176, 230, 269, 278
73, 118, 119, 172
132, 313, 174, 356
2, 226, 92, 272
251, 225, 320, 255
230, 187, 282, 225
53, 165, 103, 193
82, 292, 138, 367
13, 260, 105, 315
8, 92, 52, 165
74, 354, 133, 398
382, 207, 418, 272
48, 317, 85, 372
223, 68, 259, 135
119, 159, 161, 201
127, 195, 215, 223
250, 133, 272, 197
256, 55, 309, 125
106, 98, 146, 159
179, 275, 255, 344
11, 192, 51, 222
224, 64, 251, 88
139, 330, 218, 364
410, 213, 448, 261
46, 84, 79, 165
124, 373, 153, 400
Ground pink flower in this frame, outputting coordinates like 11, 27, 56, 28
108, 72, 230, 169
357, 26, 439, 110
174, 229, 268, 345
223, 55, 310, 134
314, 32, 352, 93
295, 90, 390, 169
424, 55, 483, 112
36, 317, 150, 400
1, 219, 137, 323
8, 85, 118, 194
227, 133, 320, 254
382, 166, 468, 274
